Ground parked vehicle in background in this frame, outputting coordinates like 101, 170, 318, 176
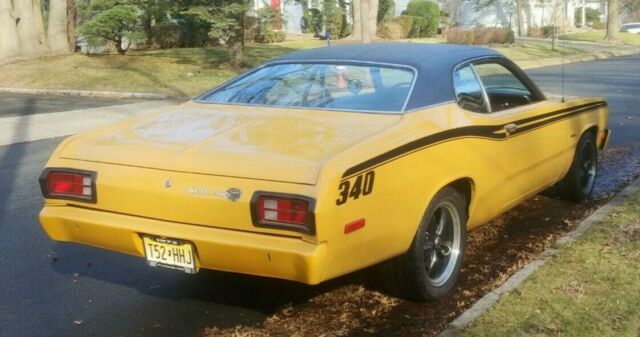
620, 23, 640, 34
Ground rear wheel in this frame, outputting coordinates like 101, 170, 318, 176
380, 187, 467, 301
558, 132, 598, 202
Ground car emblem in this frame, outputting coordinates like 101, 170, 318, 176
214, 188, 242, 202
164, 179, 172, 188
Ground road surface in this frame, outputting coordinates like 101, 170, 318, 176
1, 55, 639, 337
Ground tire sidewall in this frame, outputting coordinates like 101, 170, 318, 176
569, 133, 598, 200
411, 187, 468, 299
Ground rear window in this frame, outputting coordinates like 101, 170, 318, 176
198, 63, 415, 113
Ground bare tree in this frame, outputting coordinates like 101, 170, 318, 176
622, 0, 639, 21
441, 0, 463, 27
0, 0, 21, 59
604, 0, 620, 42
66, 0, 77, 51
350, 0, 377, 43
1, 0, 77, 61
14, 0, 49, 54
48, 0, 70, 52
352, 0, 361, 39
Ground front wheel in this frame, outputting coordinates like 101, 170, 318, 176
380, 187, 467, 301
557, 132, 598, 202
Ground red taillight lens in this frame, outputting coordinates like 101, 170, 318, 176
40, 169, 96, 202
253, 194, 314, 233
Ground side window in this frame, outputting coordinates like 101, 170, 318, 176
473, 62, 535, 112
453, 65, 489, 113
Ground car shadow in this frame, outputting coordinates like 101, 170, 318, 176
49, 241, 384, 328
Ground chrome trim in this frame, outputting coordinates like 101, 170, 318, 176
193, 59, 419, 114
451, 55, 546, 115
470, 63, 493, 113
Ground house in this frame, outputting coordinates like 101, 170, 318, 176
395, 0, 589, 35
249, 0, 314, 34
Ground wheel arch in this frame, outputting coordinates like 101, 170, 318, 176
582, 124, 603, 149
422, 177, 475, 231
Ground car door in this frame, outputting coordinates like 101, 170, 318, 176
453, 60, 568, 212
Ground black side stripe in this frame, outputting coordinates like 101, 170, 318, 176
341, 101, 607, 180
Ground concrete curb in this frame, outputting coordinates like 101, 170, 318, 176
0, 87, 169, 100
437, 177, 640, 337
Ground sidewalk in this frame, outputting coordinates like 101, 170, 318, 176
0, 100, 179, 147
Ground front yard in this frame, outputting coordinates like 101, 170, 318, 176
462, 188, 640, 337
560, 31, 640, 46
0, 38, 632, 97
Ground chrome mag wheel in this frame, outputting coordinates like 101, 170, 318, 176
423, 201, 462, 287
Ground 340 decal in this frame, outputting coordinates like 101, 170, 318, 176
336, 171, 375, 206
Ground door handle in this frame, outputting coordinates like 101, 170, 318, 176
504, 123, 518, 136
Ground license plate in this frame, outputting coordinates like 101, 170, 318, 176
142, 236, 197, 274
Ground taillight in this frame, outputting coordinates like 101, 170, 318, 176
252, 193, 315, 234
39, 168, 97, 203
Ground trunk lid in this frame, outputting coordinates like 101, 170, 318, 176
59, 102, 401, 184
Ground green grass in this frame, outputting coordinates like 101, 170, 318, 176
462, 190, 640, 337
0, 40, 322, 97
0, 37, 628, 97
560, 31, 640, 46
493, 41, 585, 61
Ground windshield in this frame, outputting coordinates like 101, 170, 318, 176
198, 63, 415, 113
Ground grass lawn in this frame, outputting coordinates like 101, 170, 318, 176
560, 31, 640, 46
462, 189, 640, 337
493, 41, 585, 62
0, 38, 624, 97
0, 40, 323, 97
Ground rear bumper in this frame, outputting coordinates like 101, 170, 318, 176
39, 205, 328, 284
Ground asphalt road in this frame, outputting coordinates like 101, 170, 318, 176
0, 93, 140, 118
1, 55, 639, 337
526, 54, 640, 146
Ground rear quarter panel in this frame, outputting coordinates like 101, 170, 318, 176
314, 98, 608, 281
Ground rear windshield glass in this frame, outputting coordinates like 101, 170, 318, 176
198, 63, 415, 113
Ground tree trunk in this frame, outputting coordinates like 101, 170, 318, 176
116, 37, 126, 55
0, 0, 20, 59
32, 0, 46, 45
604, 0, 620, 42
48, 0, 70, 53
368, 0, 377, 39
515, 0, 524, 37
228, 9, 245, 66
360, 0, 369, 42
14, 0, 49, 54
352, 0, 361, 40
66, 0, 77, 52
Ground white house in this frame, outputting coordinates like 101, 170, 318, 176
395, 0, 585, 35
249, 0, 315, 34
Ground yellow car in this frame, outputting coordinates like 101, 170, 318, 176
39, 44, 610, 301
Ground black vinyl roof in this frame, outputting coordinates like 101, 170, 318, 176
273, 43, 505, 110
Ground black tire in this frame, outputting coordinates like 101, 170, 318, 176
380, 187, 467, 301
557, 131, 598, 202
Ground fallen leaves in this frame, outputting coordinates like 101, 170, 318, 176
199, 144, 640, 337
